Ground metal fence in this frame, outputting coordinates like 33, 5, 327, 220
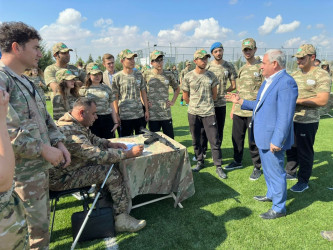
133, 45, 333, 72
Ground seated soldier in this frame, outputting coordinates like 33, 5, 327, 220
49, 97, 146, 232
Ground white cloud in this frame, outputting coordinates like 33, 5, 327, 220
307, 25, 312, 30
311, 34, 330, 47
283, 37, 305, 48
57, 8, 86, 26
178, 20, 199, 32
244, 14, 255, 20
258, 15, 282, 35
316, 24, 324, 29
229, 0, 238, 4
94, 18, 113, 27
238, 31, 248, 37
276, 20, 300, 33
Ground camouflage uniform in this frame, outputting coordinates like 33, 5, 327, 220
172, 69, 179, 83
231, 60, 263, 169
0, 61, 66, 249
286, 62, 331, 183
182, 50, 222, 166
44, 64, 85, 88
0, 183, 29, 250
143, 67, 179, 138
52, 94, 78, 120
50, 112, 129, 215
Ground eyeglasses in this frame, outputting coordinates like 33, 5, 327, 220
153, 58, 164, 63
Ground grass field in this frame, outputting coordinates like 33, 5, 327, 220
48, 98, 333, 249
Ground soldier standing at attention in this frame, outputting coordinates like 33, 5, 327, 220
143, 50, 180, 139
225, 38, 263, 181
0, 21, 71, 249
0, 89, 29, 249
286, 44, 331, 192
80, 63, 118, 139
182, 49, 226, 179
112, 49, 149, 137
44, 42, 85, 94
180, 61, 192, 106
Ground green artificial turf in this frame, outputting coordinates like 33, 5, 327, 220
48, 97, 333, 249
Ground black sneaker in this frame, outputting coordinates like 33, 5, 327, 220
192, 161, 205, 172
216, 167, 227, 179
224, 161, 242, 170
290, 182, 309, 192
249, 168, 262, 181
286, 173, 297, 180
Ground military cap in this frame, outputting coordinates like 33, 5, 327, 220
293, 44, 316, 58
52, 42, 73, 55
193, 49, 211, 60
119, 49, 137, 60
150, 50, 164, 61
185, 60, 192, 66
242, 38, 256, 50
56, 69, 76, 83
86, 63, 102, 75
210, 42, 223, 53
321, 60, 329, 66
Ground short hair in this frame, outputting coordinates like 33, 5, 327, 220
314, 59, 321, 64
0, 22, 41, 53
102, 53, 115, 62
265, 49, 286, 68
73, 97, 96, 110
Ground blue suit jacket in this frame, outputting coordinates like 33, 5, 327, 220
241, 69, 298, 150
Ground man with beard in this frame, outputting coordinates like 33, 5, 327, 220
44, 42, 85, 94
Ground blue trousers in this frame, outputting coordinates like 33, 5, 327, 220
259, 149, 287, 213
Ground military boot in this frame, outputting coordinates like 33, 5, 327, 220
115, 213, 146, 232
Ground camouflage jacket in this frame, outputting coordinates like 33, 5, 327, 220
0, 183, 29, 249
112, 71, 146, 120
52, 94, 78, 120
234, 62, 263, 117
180, 68, 191, 82
0, 61, 65, 180
143, 69, 179, 120
182, 70, 219, 117
207, 60, 238, 107
292, 67, 331, 123
44, 63, 85, 87
79, 84, 115, 115
50, 112, 127, 184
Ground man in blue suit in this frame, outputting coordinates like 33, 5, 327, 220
226, 49, 298, 219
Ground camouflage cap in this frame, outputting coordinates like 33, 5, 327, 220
293, 44, 316, 58
119, 49, 137, 60
193, 49, 211, 60
52, 42, 73, 55
150, 50, 164, 61
55, 69, 76, 83
185, 60, 192, 66
321, 60, 329, 66
86, 63, 102, 75
242, 38, 256, 50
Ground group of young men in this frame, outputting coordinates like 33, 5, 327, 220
0, 19, 332, 249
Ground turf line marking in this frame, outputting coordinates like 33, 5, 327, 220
104, 237, 118, 250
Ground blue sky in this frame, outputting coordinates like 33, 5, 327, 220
0, 0, 332, 62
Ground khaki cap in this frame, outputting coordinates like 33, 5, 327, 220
321, 60, 329, 66
242, 38, 256, 50
193, 49, 211, 60
52, 42, 73, 55
293, 44, 316, 58
185, 60, 192, 66
150, 50, 164, 61
55, 69, 76, 83
119, 49, 137, 60
86, 63, 102, 75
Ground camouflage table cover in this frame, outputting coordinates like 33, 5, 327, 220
111, 133, 195, 208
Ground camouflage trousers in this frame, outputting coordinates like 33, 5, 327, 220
49, 164, 129, 215
15, 170, 50, 250
0, 189, 29, 250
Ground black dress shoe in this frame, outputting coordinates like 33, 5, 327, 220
216, 167, 227, 179
260, 209, 286, 219
192, 161, 204, 172
253, 195, 272, 202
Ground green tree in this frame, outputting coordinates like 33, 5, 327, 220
115, 56, 123, 72
233, 57, 245, 71
86, 54, 94, 64
38, 42, 55, 71
75, 57, 85, 67
95, 56, 105, 71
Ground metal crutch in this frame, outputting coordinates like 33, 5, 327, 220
71, 164, 114, 250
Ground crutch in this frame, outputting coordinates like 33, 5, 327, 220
71, 164, 114, 250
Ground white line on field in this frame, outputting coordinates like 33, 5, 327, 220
104, 237, 118, 250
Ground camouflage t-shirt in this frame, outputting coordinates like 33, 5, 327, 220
180, 68, 191, 82
182, 70, 219, 117
80, 84, 114, 115
143, 69, 179, 120
292, 67, 331, 123
207, 60, 238, 107
52, 94, 78, 120
112, 71, 146, 120
0, 183, 29, 249
44, 63, 85, 87
234, 62, 263, 117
